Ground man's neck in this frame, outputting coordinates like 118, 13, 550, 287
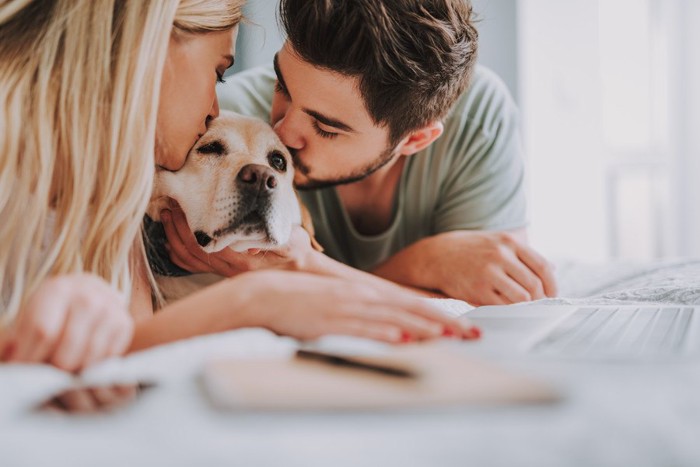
342, 155, 404, 192
335, 156, 406, 235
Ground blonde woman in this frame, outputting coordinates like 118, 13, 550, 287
0, 0, 478, 373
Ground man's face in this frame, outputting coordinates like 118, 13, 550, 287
270, 43, 397, 190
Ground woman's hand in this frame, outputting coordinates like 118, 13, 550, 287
161, 203, 316, 276
235, 270, 480, 343
41, 384, 140, 413
0, 274, 134, 372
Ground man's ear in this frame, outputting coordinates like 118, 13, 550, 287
396, 121, 444, 156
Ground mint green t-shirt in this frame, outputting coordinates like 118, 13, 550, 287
217, 65, 527, 271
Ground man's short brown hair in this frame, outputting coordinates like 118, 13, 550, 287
279, 0, 479, 145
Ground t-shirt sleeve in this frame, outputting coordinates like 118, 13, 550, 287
216, 65, 276, 121
432, 68, 528, 233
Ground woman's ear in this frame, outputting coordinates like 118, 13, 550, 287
396, 121, 444, 156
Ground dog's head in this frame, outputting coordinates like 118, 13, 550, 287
148, 111, 300, 254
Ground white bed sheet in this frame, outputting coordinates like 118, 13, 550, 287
2, 260, 700, 467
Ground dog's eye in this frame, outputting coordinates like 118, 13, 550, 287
197, 140, 226, 156
268, 151, 287, 172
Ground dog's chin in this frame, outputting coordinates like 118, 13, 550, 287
194, 211, 293, 254
198, 231, 269, 254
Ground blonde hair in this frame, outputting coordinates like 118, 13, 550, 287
0, 0, 243, 323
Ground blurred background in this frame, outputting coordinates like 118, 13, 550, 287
229, 0, 700, 263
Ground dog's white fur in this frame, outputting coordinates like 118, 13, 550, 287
148, 110, 300, 300
149, 110, 300, 252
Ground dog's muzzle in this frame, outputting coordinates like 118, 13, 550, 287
237, 163, 278, 194
197, 163, 279, 244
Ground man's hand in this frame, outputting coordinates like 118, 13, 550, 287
373, 230, 558, 306
161, 203, 316, 276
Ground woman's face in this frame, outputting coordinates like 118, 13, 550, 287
156, 27, 237, 171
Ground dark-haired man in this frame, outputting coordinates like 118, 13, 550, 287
164, 0, 557, 305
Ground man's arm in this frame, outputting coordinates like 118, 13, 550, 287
375, 68, 558, 305
371, 228, 557, 306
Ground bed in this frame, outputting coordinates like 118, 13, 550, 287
2, 259, 699, 467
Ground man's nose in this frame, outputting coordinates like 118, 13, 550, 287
273, 112, 304, 150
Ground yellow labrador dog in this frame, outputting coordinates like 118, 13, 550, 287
146, 110, 319, 301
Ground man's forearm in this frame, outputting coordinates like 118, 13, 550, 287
369, 227, 556, 306
370, 234, 446, 293
371, 228, 529, 293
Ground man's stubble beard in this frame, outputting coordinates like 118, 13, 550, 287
291, 145, 398, 191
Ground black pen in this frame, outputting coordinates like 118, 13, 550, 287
295, 349, 418, 378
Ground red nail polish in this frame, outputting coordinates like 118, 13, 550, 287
401, 332, 412, 343
468, 327, 482, 339
442, 327, 454, 337
1, 342, 16, 361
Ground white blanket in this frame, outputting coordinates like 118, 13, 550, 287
2, 260, 700, 467
552, 258, 700, 305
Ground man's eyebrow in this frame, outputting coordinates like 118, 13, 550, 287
303, 109, 355, 133
273, 54, 288, 91
274, 52, 355, 133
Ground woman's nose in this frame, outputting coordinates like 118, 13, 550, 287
209, 98, 220, 120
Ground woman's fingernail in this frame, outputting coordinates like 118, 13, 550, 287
466, 327, 481, 340
442, 327, 455, 337
401, 331, 412, 343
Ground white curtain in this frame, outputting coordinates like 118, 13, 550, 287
519, 0, 700, 260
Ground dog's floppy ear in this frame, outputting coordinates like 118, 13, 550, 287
296, 193, 324, 252
142, 215, 193, 277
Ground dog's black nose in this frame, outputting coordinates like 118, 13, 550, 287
237, 164, 277, 192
